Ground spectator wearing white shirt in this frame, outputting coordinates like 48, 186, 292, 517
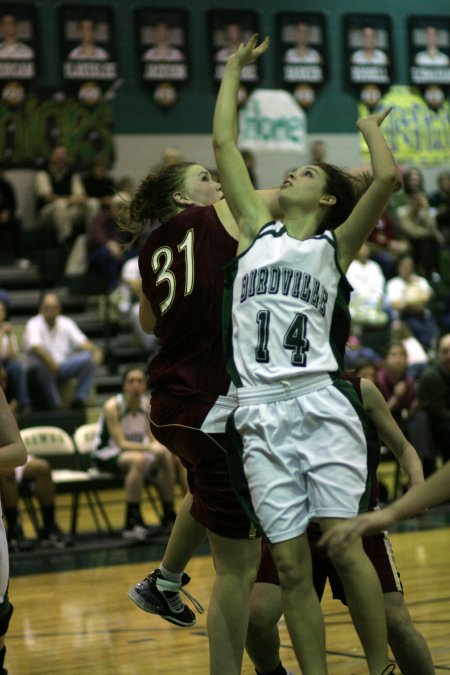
119, 256, 159, 356
346, 242, 389, 334
386, 255, 439, 352
23, 293, 103, 410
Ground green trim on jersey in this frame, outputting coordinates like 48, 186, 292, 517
332, 378, 380, 514
328, 230, 352, 373
223, 255, 242, 387
225, 411, 263, 536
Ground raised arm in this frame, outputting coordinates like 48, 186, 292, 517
336, 108, 399, 271
213, 35, 272, 250
360, 378, 424, 488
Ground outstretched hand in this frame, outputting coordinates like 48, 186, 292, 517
228, 34, 270, 68
357, 106, 393, 132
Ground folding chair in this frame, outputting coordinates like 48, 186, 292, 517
19, 426, 111, 536
73, 423, 163, 525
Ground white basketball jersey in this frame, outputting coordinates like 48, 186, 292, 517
93, 393, 149, 459
223, 222, 352, 387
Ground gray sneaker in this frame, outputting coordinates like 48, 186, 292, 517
122, 524, 149, 542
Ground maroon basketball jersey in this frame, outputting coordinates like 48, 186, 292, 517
139, 204, 237, 399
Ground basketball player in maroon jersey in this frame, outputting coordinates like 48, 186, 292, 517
124, 161, 282, 675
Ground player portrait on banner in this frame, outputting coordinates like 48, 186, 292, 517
135, 8, 188, 108
60, 6, 118, 106
409, 17, 450, 111
208, 10, 259, 106
278, 12, 327, 110
345, 15, 392, 110
0, 6, 37, 109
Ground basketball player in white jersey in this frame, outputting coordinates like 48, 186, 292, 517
213, 35, 399, 675
0, 387, 27, 674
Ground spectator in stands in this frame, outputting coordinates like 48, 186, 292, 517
344, 335, 382, 371
0, 170, 28, 267
346, 242, 389, 335
0, 300, 30, 413
87, 191, 137, 291
118, 255, 159, 356
386, 255, 439, 352
91, 367, 176, 541
367, 202, 410, 280
352, 356, 378, 383
395, 187, 444, 280
35, 145, 97, 244
23, 292, 103, 411
376, 341, 416, 431
409, 333, 450, 477
309, 139, 327, 164
151, 146, 186, 175
0, 456, 69, 551
428, 170, 450, 245
390, 320, 429, 380
81, 156, 116, 211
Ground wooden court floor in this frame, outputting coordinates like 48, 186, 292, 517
6, 517, 450, 674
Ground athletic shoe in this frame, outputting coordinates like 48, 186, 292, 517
122, 524, 149, 542
380, 666, 396, 675
7, 524, 34, 553
127, 569, 204, 627
39, 524, 71, 549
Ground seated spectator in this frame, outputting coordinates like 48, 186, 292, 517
0, 300, 30, 413
344, 334, 382, 370
351, 356, 378, 383
87, 192, 137, 291
0, 456, 69, 551
35, 145, 98, 244
428, 170, 450, 246
82, 156, 117, 212
346, 242, 389, 335
0, 171, 28, 267
376, 341, 416, 431
409, 332, 450, 477
23, 292, 103, 411
386, 255, 439, 352
118, 255, 159, 356
390, 320, 429, 380
394, 182, 444, 280
91, 367, 176, 541
367, 202, 410, 279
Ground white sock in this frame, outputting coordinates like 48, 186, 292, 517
159, 565, 183, 585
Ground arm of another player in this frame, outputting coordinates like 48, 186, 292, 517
0, 388, 27, 469
319, 461, 450, 555
360, 378, 424, 488
213, 35, 272, 249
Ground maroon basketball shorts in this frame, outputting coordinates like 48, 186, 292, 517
257, 523, 403, 600
149, 390, 258, 540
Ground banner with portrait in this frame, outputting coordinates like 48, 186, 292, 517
409, 16, 450, 111
0, 4, 38, 166
60, 5, 118, 106
277, 12, 327, 110
345, 14, 393, 110
208, 10, 260, 106
135, 7, 189, 108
